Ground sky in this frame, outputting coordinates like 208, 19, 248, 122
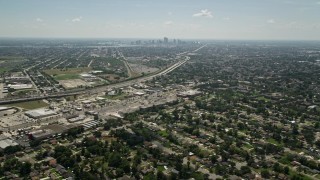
0, 0, 320, 40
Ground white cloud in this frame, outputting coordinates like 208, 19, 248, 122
317, 1, 320, 5
36, 18, 43, 22
72, 16, 82, 22
105, 23, 123, 29
223, 17, 231, 21
192, 9, 213, 18
285, 21, 298, 29
168, 12, 173, 16
164, 21, 173, 25
267, 19, 275, 24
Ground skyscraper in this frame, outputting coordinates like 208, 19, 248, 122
164, 37, 168, 44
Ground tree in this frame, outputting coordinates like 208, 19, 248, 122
261, 169, 270, 178
4, 145, 22, 155
3, 158, 21, 172
273, 162, 282, 173
292, 125, 299, 135
93, 131, 101, 138
215, 164, 224, 175
108, 152, 121, 167
157, 170, 165, 180
240, 166, 251, 175
120, 160, 130, 173
211, 154, 217, 164
144, 172, 156, 180
19, 162, 32, 176
315, 140, 320, 148
315, 122, 320, 129
284, 166, 290, 175
54, 146, 75, 168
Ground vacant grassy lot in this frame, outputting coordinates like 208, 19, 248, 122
4, 100, 48, 110
54, 74, 80, 80
0, 67, 10, 73
0, 56, 26, 73
43, 67, 92, 76
43, 67, 92, 80
99, 74, 125, 82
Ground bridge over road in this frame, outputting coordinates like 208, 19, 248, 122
0, 55, 190, 105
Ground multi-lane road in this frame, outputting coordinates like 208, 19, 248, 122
0, 55, 190, 105
0, 45, 207, 105
84, 55, 190, 95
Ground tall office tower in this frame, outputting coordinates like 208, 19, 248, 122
164, 37, 168, 44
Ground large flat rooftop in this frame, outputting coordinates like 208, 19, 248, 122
25, 108, 57, 119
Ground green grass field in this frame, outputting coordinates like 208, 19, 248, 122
43, 67, 92, 75
158, 130, 169, 138
242, 143, 253, 150
53, 74, 80, 80
0, 67, 10, 73
0, 56, 26, 73
257, 96, 271, 102
43, 67, 92, 80
266, 138, 282, 146
4, 100, 48, 110
157, 166, 165, 172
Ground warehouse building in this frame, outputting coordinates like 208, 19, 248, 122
28, 124, 81, 140
0, 135, 18, 150
25, 108, 57, 119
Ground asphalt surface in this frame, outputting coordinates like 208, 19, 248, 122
0, 83, 3, 99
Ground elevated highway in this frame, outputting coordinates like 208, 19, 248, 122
0, 55, 190, 105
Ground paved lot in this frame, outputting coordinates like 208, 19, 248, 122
0, 83, 4, 99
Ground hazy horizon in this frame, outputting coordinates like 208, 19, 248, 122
1, 0, 320, 40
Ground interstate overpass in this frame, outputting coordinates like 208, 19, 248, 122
0, 55, 190, 105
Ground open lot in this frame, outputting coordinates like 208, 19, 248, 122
53, 73, 80, 80
0, 83, 4, 99
0, 108, 17, 117
43, 67, 92, 76
0, 67, 11, 73
3, 100, 48, 110
44, 67, 92, 83
99, 74, 124, 82
129, 63, 159, 75
0, 57, 26, 73
59, 79, 87, 89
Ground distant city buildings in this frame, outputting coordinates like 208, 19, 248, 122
131, 37, 184, 45
164, 37, 168, 44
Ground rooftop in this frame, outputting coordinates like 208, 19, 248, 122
0, 138, 18, 149
25, 108, 57, 119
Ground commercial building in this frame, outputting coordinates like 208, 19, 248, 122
25, 108, 57, 119
67, 115, 86, 123
0, 135, 18, 150
7, 84, 33, 90
164, 37, 169, 43
29, 129, 55, 140
28, 124, 81, 140
177, 90, 202, 97
82, 120, 99, 130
